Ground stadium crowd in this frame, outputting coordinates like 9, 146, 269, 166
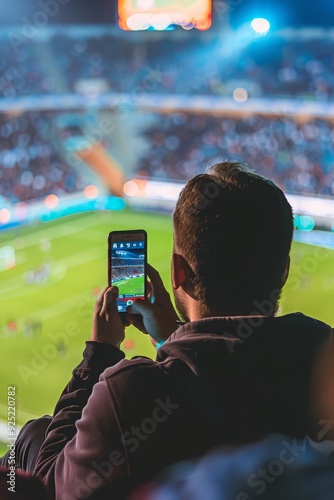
1, 27, 334, 204
136, 113, 334, 197
112, 265, 145, 282
1, 29, 334, 99
0, 112, 83, 203
2, 108, 334, 204
0, 38, 56, 98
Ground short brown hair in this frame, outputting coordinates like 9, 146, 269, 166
173, 162, 293, 312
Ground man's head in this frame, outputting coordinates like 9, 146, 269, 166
172, 162, 294, 320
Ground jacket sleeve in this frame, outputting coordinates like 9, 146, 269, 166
34, 341, 126, 499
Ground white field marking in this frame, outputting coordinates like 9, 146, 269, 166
0, 213, 105, 275
1, 211, 172, 250
0, 261, 67, 297
0, 288, 95, 338
0, 256, 171, 337
0, 245, 105, 298
1, 212, 105, 249
0, 258, 172, 425
1, 212, 171, 275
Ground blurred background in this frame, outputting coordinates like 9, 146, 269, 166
1, 0, 334, 453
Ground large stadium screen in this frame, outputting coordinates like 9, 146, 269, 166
118, 0, 212, 31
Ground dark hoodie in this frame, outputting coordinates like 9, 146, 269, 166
35, 313, 332, 500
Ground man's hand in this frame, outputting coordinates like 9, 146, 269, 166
126, 264, 179, 345
91, 287, 125, 348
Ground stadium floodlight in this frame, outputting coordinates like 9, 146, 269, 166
251, 18, 270, 35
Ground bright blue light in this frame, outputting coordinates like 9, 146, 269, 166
251, 18, 270, 35
298, 215, 315, 232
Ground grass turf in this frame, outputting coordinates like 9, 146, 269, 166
114, 275, 145, 296
1, 208, 334, 433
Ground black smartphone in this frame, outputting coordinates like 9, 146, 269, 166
108, 230, 147, 321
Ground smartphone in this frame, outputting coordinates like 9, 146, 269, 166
108, 230, 147, 321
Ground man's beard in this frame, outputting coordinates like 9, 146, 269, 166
173, 288, 190, 324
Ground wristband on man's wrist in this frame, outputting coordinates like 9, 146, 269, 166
155, 340, 166, 350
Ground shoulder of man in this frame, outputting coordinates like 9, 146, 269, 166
102, 355, 158, 380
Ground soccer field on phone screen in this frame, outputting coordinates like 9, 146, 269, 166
1, 208, 334, 455
114, 276, 145, 296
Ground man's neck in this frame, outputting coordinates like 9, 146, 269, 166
188, 300, 277, 321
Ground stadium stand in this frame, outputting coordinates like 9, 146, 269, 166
1, 26, 334, 205
1, 28, 334, 99
1, 108, 334, 204
0, 38, 55, 98
112, 267, 144, 281
0, 111, 85, 203
135, 113, 334, 197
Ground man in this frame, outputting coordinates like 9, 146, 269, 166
7, 162, 334, 498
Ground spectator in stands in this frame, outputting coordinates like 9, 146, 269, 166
0, 112, 83, 204
2, 111, 334, 204
3, 162, 333, 499
136, 113, 334, 197
2, 30, 334, 100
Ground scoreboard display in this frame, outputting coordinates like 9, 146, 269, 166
118, 0, 212, 31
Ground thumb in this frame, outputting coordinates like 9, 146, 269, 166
127, 298, 151, 317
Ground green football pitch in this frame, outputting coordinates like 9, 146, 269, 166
1, 208, 334, 456
114, 275, 145, 296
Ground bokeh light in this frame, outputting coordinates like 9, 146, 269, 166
44, 194, 59, 210
298, 215, 315, 231
123, 180, 139, 196
84, 184, 99, 199
123, 339, 136, 350
251, 18, 270, 34
0, 208, 11, 224
233, 87, 248, 103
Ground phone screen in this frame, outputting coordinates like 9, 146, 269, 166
108, 230, 147, 314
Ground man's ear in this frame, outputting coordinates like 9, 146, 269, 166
172, 253, 191, 290
282, 255, 290, 286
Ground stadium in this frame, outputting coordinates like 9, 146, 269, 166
1, 0, 334, 497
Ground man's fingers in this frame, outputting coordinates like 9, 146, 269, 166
146, 263, 167, 296
125, 312, 147, 334
100, 287, 118, 317
95, 286, 110, 312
